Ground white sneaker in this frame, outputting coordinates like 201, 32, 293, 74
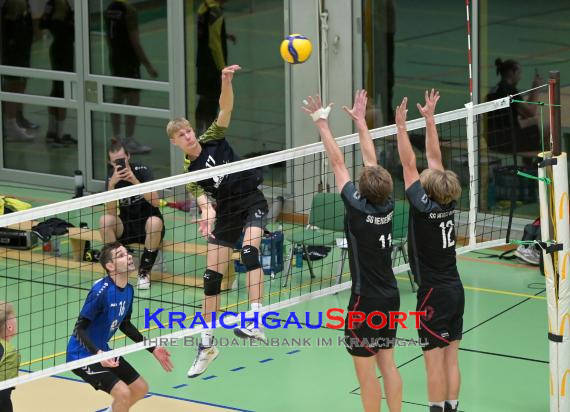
123, 138, 151, 154
187, 345, 219, 378
137, 274, 151, 289
5, 121, 34, 141
233, 322, 267, 341
514, 245, 540, 265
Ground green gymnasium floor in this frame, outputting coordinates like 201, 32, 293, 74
1, 184, 548, 411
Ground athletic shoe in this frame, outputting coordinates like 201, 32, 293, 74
429, 406, 444, 412
514, 245, 540, 265
137, 273, 150, 289
187, 345, 219, 378
5, 122, 34, 141
444, 401, 458, 412
17, 115, 39, 130
233, 322, 267, 341
124, 138, 151, 154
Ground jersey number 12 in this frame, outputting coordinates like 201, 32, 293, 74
439, 220, 455, 248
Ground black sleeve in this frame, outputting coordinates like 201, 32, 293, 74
119, 311, 155, 353
340, 181, 364, 211
73, 317, 99, 355
406, 179, 438, 213
0, 341, 4, 362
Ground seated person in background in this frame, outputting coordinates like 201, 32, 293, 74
99, 140, 163, 289
486, 58, 544, 153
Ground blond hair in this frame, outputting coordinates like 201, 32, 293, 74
359, 165, 393, 205
0, 301, 14, 337
419, 169, 462, 205
166, 117, 192, 139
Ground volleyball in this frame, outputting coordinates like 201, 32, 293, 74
280, 34, 312, 64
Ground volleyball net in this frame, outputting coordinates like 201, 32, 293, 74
0, 88, 554, 391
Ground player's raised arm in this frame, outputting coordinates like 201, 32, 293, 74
343, 89, 377, 167
216, 64, 241, 128
417, 89, 444, 171
395, 97, 420, 189
303, 95, 350, 192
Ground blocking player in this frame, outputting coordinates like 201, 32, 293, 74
303, 91, 402, 412
395, 90, 463, 412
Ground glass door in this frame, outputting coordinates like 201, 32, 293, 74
0, 0, 81, 188
81, 0, 185, 192
0, 0, 185, 192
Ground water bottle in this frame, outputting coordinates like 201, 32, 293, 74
261, 238, 271, 274
74, 170, 84, 198
295, 245, 303, 268
80, 222, 91, 258
53, 237, 61, 257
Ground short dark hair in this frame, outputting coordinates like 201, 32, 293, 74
99, 241, 123, 272
358, 165, 393, 205
108, 138, 129, 157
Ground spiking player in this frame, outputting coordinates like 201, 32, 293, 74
395, 90, 463, 412
166, 65, 269, 378
67, 242, 173, 412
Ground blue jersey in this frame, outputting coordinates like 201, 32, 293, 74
67, 276, 134, 361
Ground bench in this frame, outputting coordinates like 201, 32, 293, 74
66, 227, 238, 290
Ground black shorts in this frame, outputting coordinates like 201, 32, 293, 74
210, 190, 268, 248
1, 21, 32, 68
416, 285, 464, 351
344, 293, 400, 357
0, 388, 14, 412
119, 215, 165, 245
72, 357, 140, 393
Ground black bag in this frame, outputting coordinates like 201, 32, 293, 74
303, 246, 331, 261
32, 218, 74, 241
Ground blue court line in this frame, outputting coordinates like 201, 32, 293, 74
172, 383, 188, 389
202, 375, 217, 380
20, 370, 254, 411
286, 349, 301, 355
259, 358, 273, 363
230, 366, 246, 372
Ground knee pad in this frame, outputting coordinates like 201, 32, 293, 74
241, 245, 261, 271
203, 269, 223, 296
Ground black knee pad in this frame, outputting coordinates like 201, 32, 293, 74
203, 269, 223, 296
241, 245, 261, 271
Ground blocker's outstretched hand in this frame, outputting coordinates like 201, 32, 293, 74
342, 89, 368, 125
395, 97, 409, 130
302, 95, 333, 125
416, 89, 440, 119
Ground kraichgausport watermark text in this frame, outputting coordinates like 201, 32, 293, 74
143, 336, 429, 348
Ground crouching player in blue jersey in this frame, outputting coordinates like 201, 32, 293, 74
67, 242, 173, 412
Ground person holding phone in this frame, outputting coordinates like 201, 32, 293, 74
99, 139, 163, 289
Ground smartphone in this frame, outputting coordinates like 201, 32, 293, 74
115, 158, 126, 171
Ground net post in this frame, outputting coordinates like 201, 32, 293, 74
549, 71, 561, 156
465, 102, 477, 246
